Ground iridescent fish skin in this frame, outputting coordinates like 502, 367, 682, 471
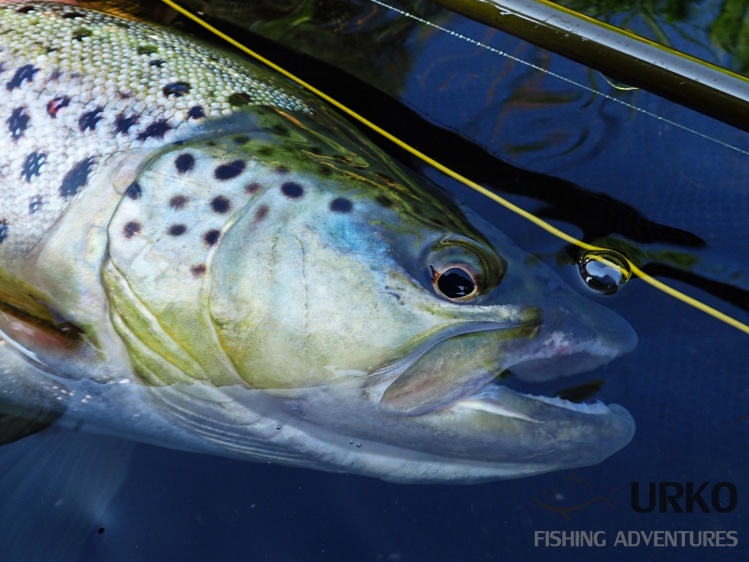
0, 2, 636, 483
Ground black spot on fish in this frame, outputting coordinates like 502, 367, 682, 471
61, 12, 85, 19
233, 135, 249, 145
168, 224, 187, 236
270, 125, 289, 137
79, 106, 103, 132
123, 221, 141, 239
255, 205, 269, 222
28, 195, 43, 214
210, 196, 231, 214
72, 28, 92, 41
203, 229, 220, 246
375, 195, 394, 208
6, 64, 39, 91
125, 182, 142, 200
227, 92, 252, 106
281, 182, 304, 199
163, 82, 190, 98
150, 60, 164, 68
187, 106, 205, 119
137, 119, 172, 141
21, 152, 46, 182
214, 160, 245, 180
174, 153, 195, 174
169, 195, 188, 209
190, 264, 206, 278
114, 113, 138, 135
47, 96, 70, 118
275, 165, 289, 175
7, 107, 30, 140
330, 197, 353, 213
0, 220, 8, 244
137, 45, 158, 55
15, 6, 35, 13
59, 157, 94, 198
245, 182, 261, 194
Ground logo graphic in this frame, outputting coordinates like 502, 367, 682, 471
532, 471, 621, 521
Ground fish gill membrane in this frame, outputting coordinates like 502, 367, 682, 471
0, 2, 635, 483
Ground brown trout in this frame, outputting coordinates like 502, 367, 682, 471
0, 1, 635, 482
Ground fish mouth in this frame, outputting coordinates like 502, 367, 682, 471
377, 305, 637, 421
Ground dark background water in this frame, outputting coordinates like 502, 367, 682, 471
2, 1, 748, 560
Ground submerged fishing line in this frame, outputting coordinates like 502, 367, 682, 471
160, 0, 749, 336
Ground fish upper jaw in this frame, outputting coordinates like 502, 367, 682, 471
373, 297, 637, 419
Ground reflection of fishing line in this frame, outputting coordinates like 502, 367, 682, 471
371, 0, 749, 157
160, 0, 749, 336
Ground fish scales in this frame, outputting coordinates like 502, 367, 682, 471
0, 1, 308, 258
0, 1, 638, 483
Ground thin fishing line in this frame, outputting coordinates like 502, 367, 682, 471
368, 0, 749, 157
160, 0, 749, 335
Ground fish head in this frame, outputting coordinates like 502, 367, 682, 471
104, 109, 636, 482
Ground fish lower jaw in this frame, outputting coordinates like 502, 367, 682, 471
455, 384, 613, 421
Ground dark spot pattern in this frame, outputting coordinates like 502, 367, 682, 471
0, 220, 7, 244
72, 28, 92, 41
15, 6, 35, 13
174, 153, 195, 174
281, 182, 304, 199
227, 92, 252, 106
21, 152, 46, 182
233, 135, 249, 145
28, 195, 43, 214
190, 264, 207, 278
169, 195, 188, 209
163, 81, 191, 97
187, 106, 205, 119
61, 12, 85, 19
255, 205, 269, 222
245, 182, 261, 194
125, 182, 142, 200
149, 60, 164, 68
59, 157, 94, 198
7, 106, 30, 140
123, 221, 141, 239
137, 119, 171, 141
6, 64, 39, 91
79, 106, 104, 131
168, 224, 187, 236
114, 113, 138, 135
330, 197, 353, 213
47, 96, 70, 118
210, 196, 231, 214
203, 229, 221, 246
214, 160, 246, 180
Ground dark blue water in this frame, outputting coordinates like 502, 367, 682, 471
1, 2, 747, 560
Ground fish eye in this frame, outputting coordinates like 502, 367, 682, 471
431, 264, 479, 301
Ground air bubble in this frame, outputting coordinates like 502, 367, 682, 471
578, 251, 631, 294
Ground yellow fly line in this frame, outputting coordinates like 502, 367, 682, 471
161, 0, 749, 336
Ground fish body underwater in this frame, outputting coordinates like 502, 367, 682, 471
0, 1, 637, 483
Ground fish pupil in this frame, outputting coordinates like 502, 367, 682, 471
437, 268, 475, 299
